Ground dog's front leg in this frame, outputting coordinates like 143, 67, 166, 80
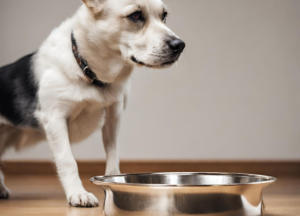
43, 113, 98, 207
102, 102, 123, 175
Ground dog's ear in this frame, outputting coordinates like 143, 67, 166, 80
82, 0, 107, 13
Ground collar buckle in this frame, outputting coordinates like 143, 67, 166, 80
83, 66, 94, 83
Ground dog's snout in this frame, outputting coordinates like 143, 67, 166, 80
168, 39, 185, 54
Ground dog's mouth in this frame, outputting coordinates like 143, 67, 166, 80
131, 56, 175, 68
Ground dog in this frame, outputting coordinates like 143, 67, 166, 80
0, 0, 185, 207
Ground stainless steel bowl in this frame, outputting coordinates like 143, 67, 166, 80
90, 172, 276, 216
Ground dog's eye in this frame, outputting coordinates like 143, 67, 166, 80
129, 11, 143, 22
162, 12, 168, 23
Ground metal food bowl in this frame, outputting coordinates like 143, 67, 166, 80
90, 172, 276, 216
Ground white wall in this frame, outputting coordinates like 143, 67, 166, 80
1, 0, 299, 161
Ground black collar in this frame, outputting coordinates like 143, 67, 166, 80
71, 32, 108, 88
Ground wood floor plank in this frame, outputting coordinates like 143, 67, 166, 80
0, 175, 299, 216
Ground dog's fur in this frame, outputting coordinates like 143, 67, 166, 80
0, 0, 184, 207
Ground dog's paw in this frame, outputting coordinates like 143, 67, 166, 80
0, 186, 11, 199
68, 191, 99, 207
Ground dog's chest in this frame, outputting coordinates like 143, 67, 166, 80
67, 101, 106, 143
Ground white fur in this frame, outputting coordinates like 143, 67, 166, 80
0, 170, 10, 198
0, 115, 12, 126
1, 0, 183, 206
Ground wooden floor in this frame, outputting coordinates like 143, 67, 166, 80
0, 174, 299, 216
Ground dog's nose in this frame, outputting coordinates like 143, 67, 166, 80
168, 39, 185, 54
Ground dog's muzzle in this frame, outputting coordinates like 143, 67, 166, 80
131, 38, 186, 68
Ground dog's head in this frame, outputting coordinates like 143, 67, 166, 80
82, 0, 185, 69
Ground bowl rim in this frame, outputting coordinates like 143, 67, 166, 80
90, 172, 277, 187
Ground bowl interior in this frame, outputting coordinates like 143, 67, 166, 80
92, 172, 276, 186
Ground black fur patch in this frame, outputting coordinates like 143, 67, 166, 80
0, 53, 39, 128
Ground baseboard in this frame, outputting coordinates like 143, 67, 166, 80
1, 161, 299, 177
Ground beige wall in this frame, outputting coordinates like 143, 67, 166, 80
1, 0, 299, 161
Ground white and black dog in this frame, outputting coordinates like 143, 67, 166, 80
0, 0, 185, 207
